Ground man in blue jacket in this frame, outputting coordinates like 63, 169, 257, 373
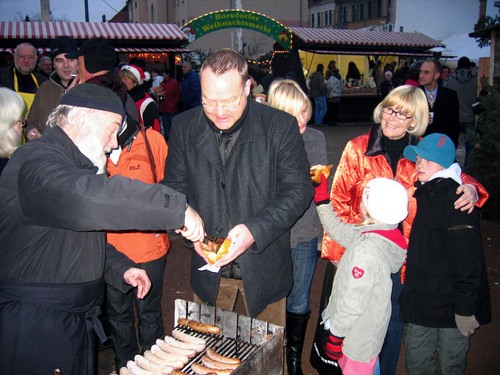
180, 61, 201, 110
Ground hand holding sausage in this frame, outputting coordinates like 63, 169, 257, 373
213, 224, 254, 267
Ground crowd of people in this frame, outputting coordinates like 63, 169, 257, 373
0, 36, 491, 375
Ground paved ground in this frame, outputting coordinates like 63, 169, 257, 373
99, 124, 500, 374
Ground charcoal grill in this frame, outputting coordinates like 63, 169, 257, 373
174, 299, 284, 374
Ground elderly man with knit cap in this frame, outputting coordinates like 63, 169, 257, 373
26, 36, 79, 141
0, 83, 204, 375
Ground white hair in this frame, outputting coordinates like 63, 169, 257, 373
0, 88, 25, 158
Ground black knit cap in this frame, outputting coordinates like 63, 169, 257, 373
65, 38, 117, 73
60, 83, 126, 118
50, 36, 78, 59
457, 56, 471, 69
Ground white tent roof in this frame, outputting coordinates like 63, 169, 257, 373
438, 34, 490, 61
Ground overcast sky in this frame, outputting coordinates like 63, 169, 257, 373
0, 0, 498, 23
0, 0, 126, 22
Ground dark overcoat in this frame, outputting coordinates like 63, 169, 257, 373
163, 100, 313, 317
422, 85, 460, 146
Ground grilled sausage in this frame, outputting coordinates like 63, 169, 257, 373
177, 318, 221, 335
206, 347, 241, 365
143, 350, 184, 369
171, 329, 208, 346
171, 371, 190, 375
156, 338, 197, 358
126, 360, 165, 375
134, 355, 174, 374
309, 164, 334, 184
164, 334, 206, 352
150, 344, 189, 364
191, 362, 233, 375
201, 355, 239, 370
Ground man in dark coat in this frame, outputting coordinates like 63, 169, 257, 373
0, 84, 204, 375
0, 42, 47, 116
419, 59, 460, 147
163, 49, 313, 325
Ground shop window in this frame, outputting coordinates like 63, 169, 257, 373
376, 0, 382, 17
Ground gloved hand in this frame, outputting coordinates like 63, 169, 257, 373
455, 314, 479, 337
324, 333, 344, 361
314, 174, 330, 204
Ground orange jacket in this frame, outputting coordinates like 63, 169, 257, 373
106, 128, 170, 263
321, 126, 489, 265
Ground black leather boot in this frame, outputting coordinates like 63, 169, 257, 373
286, 311, 310, 375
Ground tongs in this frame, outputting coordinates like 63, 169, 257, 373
200, 235, 225, 253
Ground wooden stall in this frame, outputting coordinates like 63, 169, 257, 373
290, 27, 444, 123
0, 21, 190, 76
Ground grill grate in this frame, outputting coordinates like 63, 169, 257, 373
174, 325, 260, 374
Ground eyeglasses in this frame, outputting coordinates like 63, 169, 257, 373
201, 89, 245, 112
382, 106, 412, 121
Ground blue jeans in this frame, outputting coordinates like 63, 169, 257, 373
287, 237, 319, 314
314, 96, 328, 125
379, 271, 404, 375
106, 254, 167, 370
159, 112, 176, 138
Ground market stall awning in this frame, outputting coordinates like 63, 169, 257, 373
290, 27, 444, 55
0, 47, 190, 54
0, 21, 188, 50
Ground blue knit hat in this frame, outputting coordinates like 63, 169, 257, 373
404, 133, 455, 168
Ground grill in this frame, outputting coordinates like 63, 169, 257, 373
174, 299, 284, 375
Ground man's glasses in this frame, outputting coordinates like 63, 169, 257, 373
201, 89, 245, 112
382, 106, 412, 121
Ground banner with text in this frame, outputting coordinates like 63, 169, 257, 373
181, 10, 292, 51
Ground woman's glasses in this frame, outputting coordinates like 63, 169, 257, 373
382, 106, 412, 121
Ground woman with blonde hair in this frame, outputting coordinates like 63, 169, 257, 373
268, 78, 328, 375
312, 85, 488, 375
0, 87, 25, 174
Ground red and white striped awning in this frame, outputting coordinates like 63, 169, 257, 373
0, 21, 188, 42
291, 27, 444, 54
0, 47, 190, 54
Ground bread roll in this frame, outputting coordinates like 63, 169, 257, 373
310, 164, 334, 184
203, 238, 232, 264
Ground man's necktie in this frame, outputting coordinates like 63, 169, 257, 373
428, 91, 435, 108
